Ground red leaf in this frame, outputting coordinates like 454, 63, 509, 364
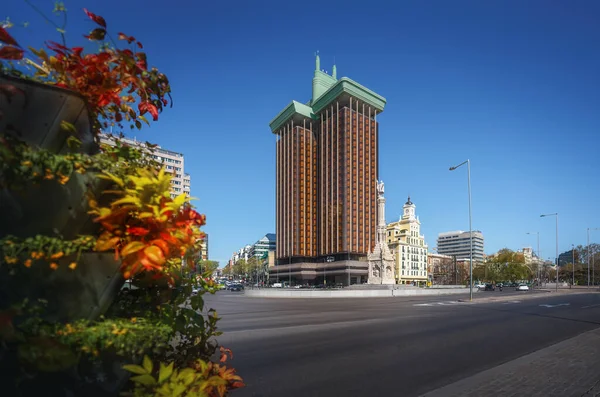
128, 227, 149, 236
147, 103, 158, 121
46, 41, 69, 52
83, 8, 107, 28
138, 102, 147, 114
136, 41, 143, 49
72, 47, 84, 56
0, 46, 24, 60
0, 27, 19, 47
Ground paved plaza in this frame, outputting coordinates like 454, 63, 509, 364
206, 290, 600, 397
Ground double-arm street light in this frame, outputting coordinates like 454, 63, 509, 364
449, 159, 473, 301
526, 232, 540, 284
588, 228, 599, 288
540, 213, 559, 292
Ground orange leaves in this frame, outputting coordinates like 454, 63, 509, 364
95, 236, 120, 251
91, 168, 205, 281
121, 241, 145, 257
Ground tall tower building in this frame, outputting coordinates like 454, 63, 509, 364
270, 55, 386, 281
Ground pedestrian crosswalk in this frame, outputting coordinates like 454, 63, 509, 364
414, 299, 523, 307
413, 300, 464, 307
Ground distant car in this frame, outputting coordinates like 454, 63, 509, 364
229, 283, 244, 292
476, 283, 486, 290
484, 283, 495, 291
516, 284, 529, 291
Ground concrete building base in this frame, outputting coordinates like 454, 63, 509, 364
245, 287, 475, 298
269, 260, 369, 286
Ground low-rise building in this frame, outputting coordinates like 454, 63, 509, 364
427, 252, 454, 285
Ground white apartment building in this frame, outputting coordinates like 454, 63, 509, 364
99, 134, 188, 199
437, 230, 485, 263
386, 197, 429, 285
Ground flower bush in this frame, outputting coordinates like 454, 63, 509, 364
90, 168, 206, 280
1, 8, 171, 135
0, 4, 242, 396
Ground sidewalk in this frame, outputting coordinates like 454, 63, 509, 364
421, 327, 600, 397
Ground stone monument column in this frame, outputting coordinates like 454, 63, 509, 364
368, 181, 396, 285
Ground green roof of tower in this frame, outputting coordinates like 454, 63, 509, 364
269, 54, 386, 134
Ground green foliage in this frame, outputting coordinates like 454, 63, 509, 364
54, 317, 172, 357
0, 133, 157, 190
1, 234, 96, 269
0, 4, 242, 396
197, 260, 219, 275
123, 349, 244, 397
478, 248, 533, 282
232, 259, 248, 278
157, 275, 222, 367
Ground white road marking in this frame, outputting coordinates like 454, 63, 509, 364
539, 303, 570, 308
581, 303, 600, 309
414, 301, 463, 307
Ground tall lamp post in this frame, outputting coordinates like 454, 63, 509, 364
540, 213, 559, 292
526, 232, 540, 285
571, 244, 575, 288
449, 159, 473, 301
588, 228, 599, 289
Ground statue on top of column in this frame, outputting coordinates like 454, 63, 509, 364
377, 180, 384, 196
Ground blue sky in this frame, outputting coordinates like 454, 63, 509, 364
6, 0, 600, 265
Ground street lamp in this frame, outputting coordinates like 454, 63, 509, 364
526, 232, 540, 285
449, 159, 473, 301
588, 228, 599, 289
540, 213, 559, 292
571, 244, 575, 288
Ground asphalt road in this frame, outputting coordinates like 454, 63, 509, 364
206, 290, 600, 397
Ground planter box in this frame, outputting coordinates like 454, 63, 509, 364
0, 73, 97, 154
0, 252, 123, 322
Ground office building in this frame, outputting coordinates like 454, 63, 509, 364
386, 197, 429, 285
436, 230, 485, 263
248, 233, 276, 259
269, 55, 386, 285
99, 133, 188, 198
558, 249, 578, 267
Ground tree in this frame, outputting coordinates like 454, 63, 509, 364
233, 259, 249, 279
197, 260, 219, 276
486, 248, 532, 281
247, 256, 264, 284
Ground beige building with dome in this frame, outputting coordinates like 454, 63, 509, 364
386, 197, 429, 285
